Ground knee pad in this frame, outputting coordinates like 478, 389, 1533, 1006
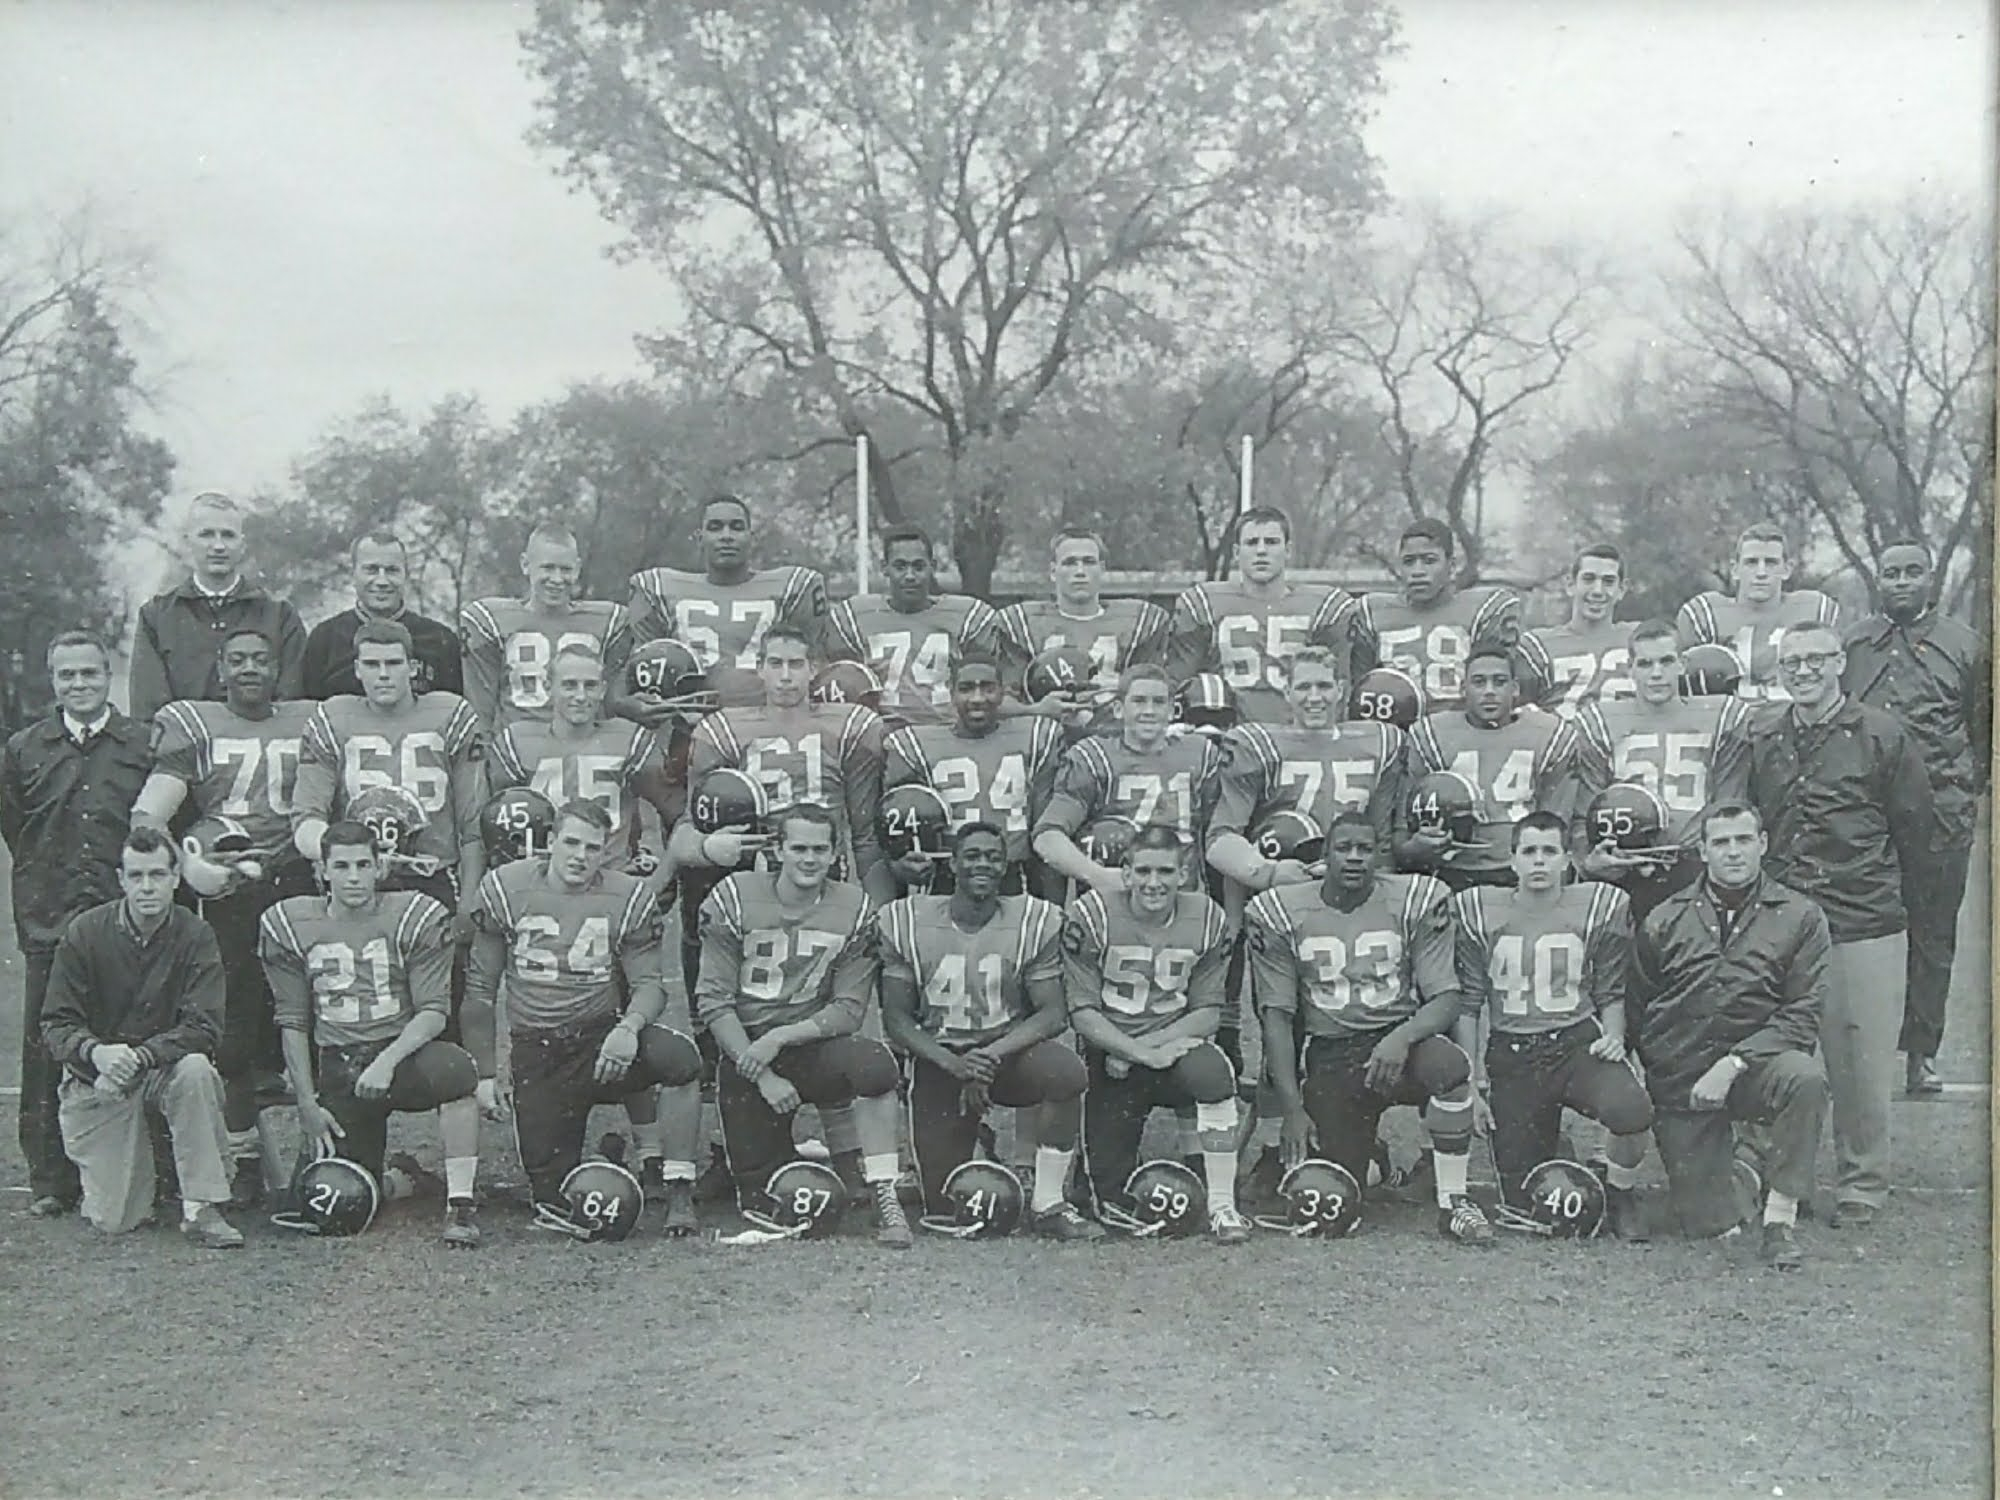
1194, 1099, 1238, 1135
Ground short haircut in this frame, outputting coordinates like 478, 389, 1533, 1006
950, 644, 1003, 679
1465, 643, 1515, 676
1782, 621, 1842, 652
122, 824, 180, 867
953, 819, 1006, 850
1235, 506, 1292, 543
353, 618, 414, 658
881, 523, 934, 560
1511, 811, 1567, 851
1572, 543, 1623, 579
702, 493, 752, 523
1282, 645, 1345, 680
1701, 801, 1764, 837
773, 802, 839, 844
556, 799, 614, 835
218, 627, 276, 658
45, 629, 110, 671
551, 641, 606, 669
1050, 528, 1104, 560
1627, 619, 1678, 653
1399, 517, 1455, 557
321, 819, 380, 859
1116, 661, 1173, 698
187, 491, 244, 521
349, 531, 407, 564
1125, 823, 1188, 860
1735, 521, 1789, 558
761, 626, 814, 661
1324, 808, 1375, 842
1881, 537, 1933, 561
524, 522, 579, 555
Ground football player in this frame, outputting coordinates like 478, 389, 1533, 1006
489, 642, 671, 888
1164, 507, 1358, 725
463, 800, 704, 1233
1452, 814, 1653, 1236
828, 524, 1002, 730
292, 618, 488, 920
260, 819, 483, 1246
460, 523, 634, 734
627, 493, 830, 714
1063, 825, 1249, 1242
883, 647, 1064, 896
131, 627, 317, 1204
878, 822, 1104, 1240
693, 804, 912, 1247
1401, 645, 1587, 892
1518, 543, 1636, 720
1675, 521, 1840, 702
1245, 809, 1493, 1245
1031, 663, 1226, 897
996, 528, 1171, 733
1350, 518, 1521, 715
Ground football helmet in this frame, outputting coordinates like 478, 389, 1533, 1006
747, 1159, 849, 1239
533, 1160, 645, 1243
180, 815, 264, 896
689, 767, 770, 835
1254, 1158, 1363, 1238
1584, 782, 1679, 858
879, 783, 954, 864
1173, 672, 1239, 734
1494, 1158, 1608, 1239
1349, 667, 1424, 729
1079, 814, 1143, 868
1679, 643, 1744, 699
812, 660, 884, 711
1103, 1159, 1206, 1238
625, 637, 718, 717
919, 1160, 1025, 1239
345, 784, 430, 860
186, 815, 255, 859
1251, 808, 1325, 866
1024, 646, 1098, 703
1406, 770, 1485, 847
271, 1156, 380, 1237
480, 785, 558, 866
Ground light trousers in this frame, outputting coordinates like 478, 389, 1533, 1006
58, 1054, 232, 1233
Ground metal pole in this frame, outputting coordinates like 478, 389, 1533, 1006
1239, 434, 1254, 516
855, 434, 871, 595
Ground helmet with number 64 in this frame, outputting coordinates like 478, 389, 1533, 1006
534, 1160, 645, 1243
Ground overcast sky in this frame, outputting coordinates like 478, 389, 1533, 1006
1, 0, 1991, 509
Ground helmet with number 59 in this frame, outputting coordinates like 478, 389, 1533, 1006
1254, 1158, 1362, 1238
480, 785, 558, 866
534, 1160, 645, 1243
920, 1160, 1025, 1239
1113, 1159, 1206, 1238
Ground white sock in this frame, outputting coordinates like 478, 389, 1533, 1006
821, 1104, 861, 1156
630, 1120, 666, 1161
182, 1199, 207, 1223
1031, 1147, 1072, 1213
444, 1156, 477, 1202
1605, 1160, 1640, 1191
1763, 1190, 1798, 1228
1202, 1151, 1237, 1213
861, 1152, 899, 1185
657, 1159, 697, 1183
1434, 1150, 1469, 1206
1253, 1117, 1281, 1151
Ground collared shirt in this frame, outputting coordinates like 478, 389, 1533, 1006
300, 604, 464, 701
0, 711, 154, 950
191, 574, 243, 602
1712, 695, 1934, 944
38, 900, 225, 1081
1842, 606, 1990, 842
128, 575, 307, 723
61, 708, 112, 744
1634, 876, 1831, 1104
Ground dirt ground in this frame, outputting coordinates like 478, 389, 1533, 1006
1, 846, 1991, 1500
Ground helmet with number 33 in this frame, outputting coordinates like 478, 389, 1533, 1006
1255, 1158, 1363, 1238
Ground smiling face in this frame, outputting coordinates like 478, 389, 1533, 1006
351, 537, 407, 616
951, 829, 1008, 900
1284, 656, 1342, 730
551, 652, 606, 729
1569, 552, 1626, 626
776, 815, 835, 892
48, 642, 110, 721
1876, 544, 1933, 621
522, 533, 581, 611
1124, 843, 1182, 916
187, 500, 246, 586
1776, 624, 1844, 709
951, 660, 1005, 733
220, 633, 274, 713
1116, 671, 1173, 748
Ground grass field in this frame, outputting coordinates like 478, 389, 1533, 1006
1, 842, 1991, 1500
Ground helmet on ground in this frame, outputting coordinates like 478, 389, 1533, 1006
1251, 808, 1325, 866
345, 785, 429, 859
533, 1160, 645, 1243
751, 1159, 849, 1239
1254, 1158, 1363, 1238
625, 638, 718, 717
1496, 1158, 1607, 1239
812, 660, 884, 711
1112, 1159, 1206, 1238
1406, 770, 1484, 846
920, 1160, 1025, 1239
879, 783, 954, 864
1173, 673, 1239, 733
480, 785, 558, 866
1349, 667, 1424, 729
272, 1156, 380, 1238
1024, 646, 1097, 703
1679, 643, 1743, 698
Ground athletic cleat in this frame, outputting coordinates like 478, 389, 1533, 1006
693, 1145, 735, 1204
181, 1204, 245, 1249
441, 1199, 481, 1248
1760, 1221, 1804, 1270
1827, 1200, 1876, 1230
27, 1195, 76, 1219
1209, 1204, 1253, 1245
873, 1181, 913, 1249
660, 1181, 699, 1239
1439, 1194, 1496, 1247
1906, 1054, 1944, 1097
1607, 1185, 1649, 1242
636, 1156, 667, 1194
1030, 1202, 1106, 1242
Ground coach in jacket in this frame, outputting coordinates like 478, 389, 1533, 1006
301, 531, 462, 700
1713, 621, 1932, 1232
1, 630, 155, 1217
129, 492, 306, 723
1635, 802, 1829, 1268
1842, 540, 1990, 1096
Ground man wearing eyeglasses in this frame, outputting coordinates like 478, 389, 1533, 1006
1713, 622, 1933, 1231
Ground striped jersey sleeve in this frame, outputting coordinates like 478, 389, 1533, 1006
1242, 888, 1300, 1016
150, 700, 210, 783
1019, 897, 1064, 988
1403, 874, 1458, 1001
1582, 882, 1633, 1016
1058, 891, 1112, 1013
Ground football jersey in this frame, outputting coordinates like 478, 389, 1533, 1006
260, 890, 452, 1047
997, 597, 1171, 732
828, 593, 1002, 728
1451, 882, 1632, 1037
1035, 731, 1226, 889
470, 861, 661, 1033
293, 692, 487, 867
882, 717, 1064, 866
688, 703, 886, 874
1675, 589, 1841, 702
1244, 873, 1455, 1038
491, 718, 663, 849
626, 564, 829, 708
1575, 694, 1750, 845
877, 893, 1063, 1045
693, 872, 876, 1033
1165, 579, 1358, 724
1405, 708, 1585, 876
1061, 889, 1229, 1040
458, 597, 632, 732
150, 699, 316, 866
1518, 620, 1637, 720
1351, 585, 1522, 713
1207, 719, 1406, 854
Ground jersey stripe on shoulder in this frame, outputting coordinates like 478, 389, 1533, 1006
617, 879, 656, 945
259, 900, 302, 956
710, 875, 746, 934
1451, 885, 1488, 948
1022, 896, 1062, 962
459, 600, 501, 646
1070, 890, 1110, 952
399, 892, 449, 953
1234, 721, 1280, 776
1406, 873, 1450, 925
1408, 716, 1444, 769
1176, 584, 1214, 629
879, 898, 915, 968
1679, 593, 1716, 642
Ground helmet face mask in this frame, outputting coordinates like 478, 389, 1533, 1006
480, 786, 559, 866
1494, 1159, 1608, 1239
879, 784, 954, 865
345, 785, 434, 873
1103, 1159, 1206, 1238
1407, 771, 1486, 849
534, 1161, 645, 1242
1254, 1158, 1362, 1238
272, 1156, 380, 1237
1679, 643, 1744, 699
1172, 672, 1239, 734
921, 1160, 1025, 1238
748, 1159, 849, 1239
1585, 782, 1679, 858
627, 637, 720, 719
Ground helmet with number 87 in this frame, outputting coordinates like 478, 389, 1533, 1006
625, 637, 719, 718
345, 785, 429, 859
1024, 646, 1098, 704
480, 785, 558, 866
1253, 1158, 1363, 1238
920, 1160, 1025, 1238
1349, 667, 1424, 729
1112, 1159, 1207, 1238
1584, 782, 1678, 857
751, 1159, 849, 1239
879, 783, 953, 864
534, 1160, 645, 1243
272, 1156, 380, 1237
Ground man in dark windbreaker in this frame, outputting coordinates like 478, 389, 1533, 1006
1634, 801, 1829, 1271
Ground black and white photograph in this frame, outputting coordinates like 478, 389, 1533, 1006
1, 2, 1991, 1496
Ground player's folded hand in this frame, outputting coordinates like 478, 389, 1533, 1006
958, 1047, 1001, 1084
475, 1078, 511, 1121
353, 1059, 396, 1100
595, 1024, 639, 1083
1688, 1057, 1738, 1111
757, 1072, 801, 1114
738, 1032, 784, 1079
1588, 1033, 1627, 1064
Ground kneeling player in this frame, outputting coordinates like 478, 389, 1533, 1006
879, 822, 1103, 1240
1246, 811, 1493, 1245
463, 800, 704, 1234
1453, 814, 1654, 1238
259, 821, 483, 1246
695, 804, 914, 1248
1063, 826, 1250, 1243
